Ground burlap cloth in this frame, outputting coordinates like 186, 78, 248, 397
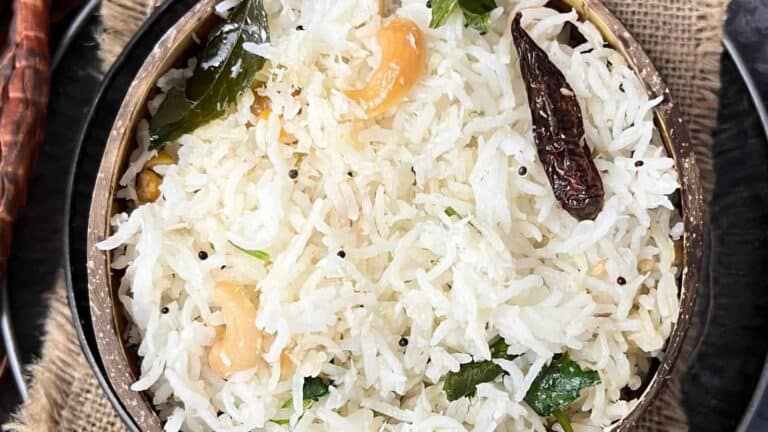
3, 0, 728, 430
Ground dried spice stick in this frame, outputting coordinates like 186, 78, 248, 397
0, 0, 51, 276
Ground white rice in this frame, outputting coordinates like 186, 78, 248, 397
98, 0, 682, 430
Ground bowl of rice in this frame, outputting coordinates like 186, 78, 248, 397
86, 0, 704, 431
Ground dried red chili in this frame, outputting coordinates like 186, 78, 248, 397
511, 13, 604, 221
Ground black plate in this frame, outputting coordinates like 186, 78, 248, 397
60, 1, 768, 431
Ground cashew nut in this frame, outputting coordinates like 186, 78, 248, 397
208, 283, 265, 377
345, 18, 426, 117
136, 169, 162, 203
208, 283, 296, 380
144, 150, 174, 169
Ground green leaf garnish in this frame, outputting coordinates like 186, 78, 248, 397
280, 398, 313, 410
302, 376, 330, 401
149, 0, 270, 149
429, 0, 459, 28
489, 338, 512, 360
443, 338, 515, 401
553, 409, 574, 432
461, 9, 491, 32
230, 241, 270, 261
272, 377, 330, 425
444, 206, 461, 217
444, 360, 503, 401
459, 0, 496, 32
274, 399, 312, 425
524, 354, 600, 416
429, 0, 496, 32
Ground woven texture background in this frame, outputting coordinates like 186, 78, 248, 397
3, 0, 728, 430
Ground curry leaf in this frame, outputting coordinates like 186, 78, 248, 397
461, 9, 491, 32
444, 206, 460, 218
489, 338, 513, 360
429, 0, 459, 29
429, 0, 496, 32
273, 377, 330, 425
149, 0, 270, 149
273, 399, 312, 425
524, 354, 601, 416
459, 0, 496, 32
230, 241, 270, 261
303, 376, 330, 401
443, 338, 515, 401
444, 361, 503, 401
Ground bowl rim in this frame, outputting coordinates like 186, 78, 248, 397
85, 1, 705, 430
86, 2, 218, 430
64, 1, 209, 431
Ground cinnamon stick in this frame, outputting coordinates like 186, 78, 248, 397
0, 0, 50, 276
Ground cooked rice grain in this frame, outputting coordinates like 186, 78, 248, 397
98, 1, 682, 430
